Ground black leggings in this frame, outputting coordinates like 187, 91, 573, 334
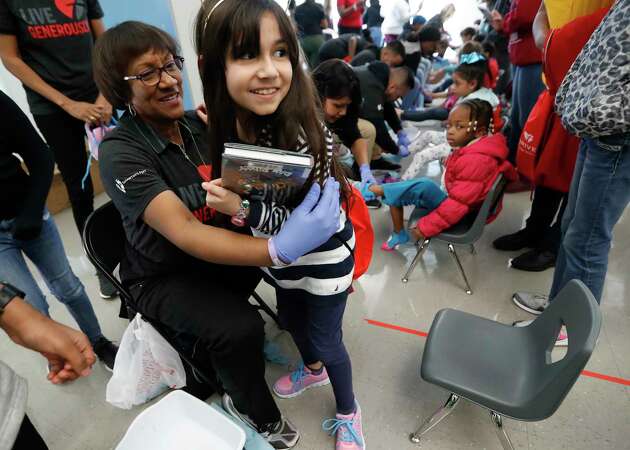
34, 112, 94, 234
276, 287, 355, 414
128, 264, 281, 427
12, 415, 48, 450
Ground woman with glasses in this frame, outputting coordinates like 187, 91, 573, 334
93, 21, 340, 449
0, 0, 118, 298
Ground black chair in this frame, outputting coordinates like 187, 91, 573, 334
410, 280, 601, 449
402, 173, 508, 294
82, 201, 281, 392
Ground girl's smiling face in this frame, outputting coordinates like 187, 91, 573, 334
224, 12, 293, 118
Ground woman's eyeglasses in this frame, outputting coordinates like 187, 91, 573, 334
124, 57, 184, 86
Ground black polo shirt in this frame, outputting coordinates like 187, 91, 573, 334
99, 111, 233, 283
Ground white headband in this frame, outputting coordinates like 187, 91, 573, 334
203, 0, 226, 34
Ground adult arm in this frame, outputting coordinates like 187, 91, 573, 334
319, 5, 329, 29
351, 138, 370, 166
532, 0, 550, 51
89, 18, 106, 38
371, 118, 400, 154
0, 35, 104, 123
143, 191, 274, 266
0, 92, 54, 240
0, 288, 96, 384
383, 102, 403, 133
88, 17, 113, 125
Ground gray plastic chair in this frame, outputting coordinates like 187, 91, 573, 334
402, 174, 507, 294
410, 280, 601, 449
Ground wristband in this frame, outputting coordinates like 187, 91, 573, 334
231, 199, 250, 227
0, 282, 24, 313
268, 238, 290, 267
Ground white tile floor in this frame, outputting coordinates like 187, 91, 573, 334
2, 160, 630, 450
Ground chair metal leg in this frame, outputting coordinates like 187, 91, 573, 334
402, 239, 431, 283
447, 244, 473, 295
490, 411, 515, 450
251, 291, 281, 327
410, 393, 460, 444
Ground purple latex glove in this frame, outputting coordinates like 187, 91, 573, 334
270, 178, 340, 264
359, 163, 377, 188
397, 130, 411, 157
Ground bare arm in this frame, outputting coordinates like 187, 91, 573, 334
0, 34, 68, 107
0, 34, 104, 124
351, 138, 370, 166
0, 290, 96, 384
89, 18, 106, 39
143, 190, 273, 267
533, 1, 550, 51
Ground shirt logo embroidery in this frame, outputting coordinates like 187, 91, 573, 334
115, 169, 147, 194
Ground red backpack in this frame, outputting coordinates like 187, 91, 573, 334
342, 186, 374, 280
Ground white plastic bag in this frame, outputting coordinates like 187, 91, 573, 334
106, 314, 186, 409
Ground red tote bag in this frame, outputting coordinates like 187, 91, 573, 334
516, 90, 555, 183
342, 186, 374, 280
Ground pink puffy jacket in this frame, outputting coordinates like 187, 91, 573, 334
418, 133, 517, 238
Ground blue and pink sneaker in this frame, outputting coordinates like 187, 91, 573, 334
322, 401, 365, 450
273, 363, 330, 398
381, 230, 410, 251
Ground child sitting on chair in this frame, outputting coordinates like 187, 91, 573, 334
360, 99, 516, 250
400, 55, 502, 181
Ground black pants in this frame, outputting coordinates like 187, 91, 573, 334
128, 263, 281, 427
338, 25, 361, 35
34, 112, 94, 234
12, 415, 48, 450
524, 185, 567, 253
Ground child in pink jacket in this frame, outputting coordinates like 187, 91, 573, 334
361, 99, 517, 250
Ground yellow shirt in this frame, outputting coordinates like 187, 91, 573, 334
544, 0, 614, 28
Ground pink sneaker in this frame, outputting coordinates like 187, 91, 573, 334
273, 363, 330, 399
322, 401, 365, 450
555, 326, 568, 347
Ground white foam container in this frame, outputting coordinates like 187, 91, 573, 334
116, 390, 246, 450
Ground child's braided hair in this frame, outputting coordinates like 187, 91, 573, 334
458, 98, 494, 135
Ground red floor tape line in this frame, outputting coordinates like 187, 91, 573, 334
364, 319, 630, 387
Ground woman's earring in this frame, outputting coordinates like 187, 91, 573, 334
126, 103, 137, 117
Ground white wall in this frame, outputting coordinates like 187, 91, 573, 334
169, 0, 204, 107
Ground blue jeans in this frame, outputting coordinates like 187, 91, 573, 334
549, 133, 630, 303
507, 63, 545, 163
381, 178, 447, 209
0, 210, 103, 344
368, 26, 382, 47
401, 77, 423, 112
